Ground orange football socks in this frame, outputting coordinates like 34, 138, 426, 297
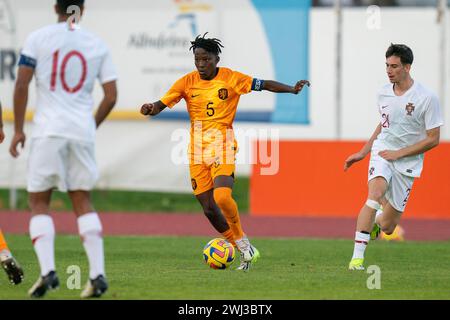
214, 187, 244, 241
221, 228, 236, 247
0, 229, 9, 252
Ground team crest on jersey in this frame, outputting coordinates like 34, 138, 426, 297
405, 103, 415, 116
191, 178, 197, 190
218, 88, 228, 100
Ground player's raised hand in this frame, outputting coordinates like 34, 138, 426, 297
140, 103, 154, 116
9, 132, 26, 158
292, 80, 310, 94
344, 152, 365, 171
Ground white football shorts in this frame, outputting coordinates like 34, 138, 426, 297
27, 137, 98, 192
367, 151, 414, 213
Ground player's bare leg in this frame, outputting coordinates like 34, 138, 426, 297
29, 190, 52, 216
368, 196, 389, 240
28, 190, 59, 298
196, 189, 230, 233
214, 175, 260, 271
69, 190, 95, 217
68, 190, 107, 298
349, 177, 387, 270
375, 201, 402, 235
356, 177, 388, 232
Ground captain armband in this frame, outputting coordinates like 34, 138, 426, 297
18, 54, 37, 68
251, 78, 264, 91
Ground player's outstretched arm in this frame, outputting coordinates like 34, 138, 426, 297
9, 66, 33, 158
262, 80, 310, 94
95, 80, 117, 128
140, 100, 167, 117
0, 102, 4, 143
344, 123, 382, 171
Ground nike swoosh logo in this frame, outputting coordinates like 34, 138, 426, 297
381, 105, 389, 109
191, 94, 200, 98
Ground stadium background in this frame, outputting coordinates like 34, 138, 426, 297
1, 0, 449, 216
0, 0, 449, 300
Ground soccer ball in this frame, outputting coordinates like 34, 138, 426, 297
381, 225, 405, 241
203, 238, 236, 269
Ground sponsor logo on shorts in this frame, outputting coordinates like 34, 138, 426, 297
369, 167, 375, 176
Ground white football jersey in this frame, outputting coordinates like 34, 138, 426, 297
372, 81, 443, 177
20, 22, 117, 142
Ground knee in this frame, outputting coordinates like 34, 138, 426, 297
368, 192, 384, 203
213, 188, 232, 208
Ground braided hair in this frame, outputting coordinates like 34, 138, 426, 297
189, 33, 224, 55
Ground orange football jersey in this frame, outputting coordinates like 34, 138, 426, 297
160, 67, 254, 163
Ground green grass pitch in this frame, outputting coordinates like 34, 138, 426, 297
1, 235, 449, 300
